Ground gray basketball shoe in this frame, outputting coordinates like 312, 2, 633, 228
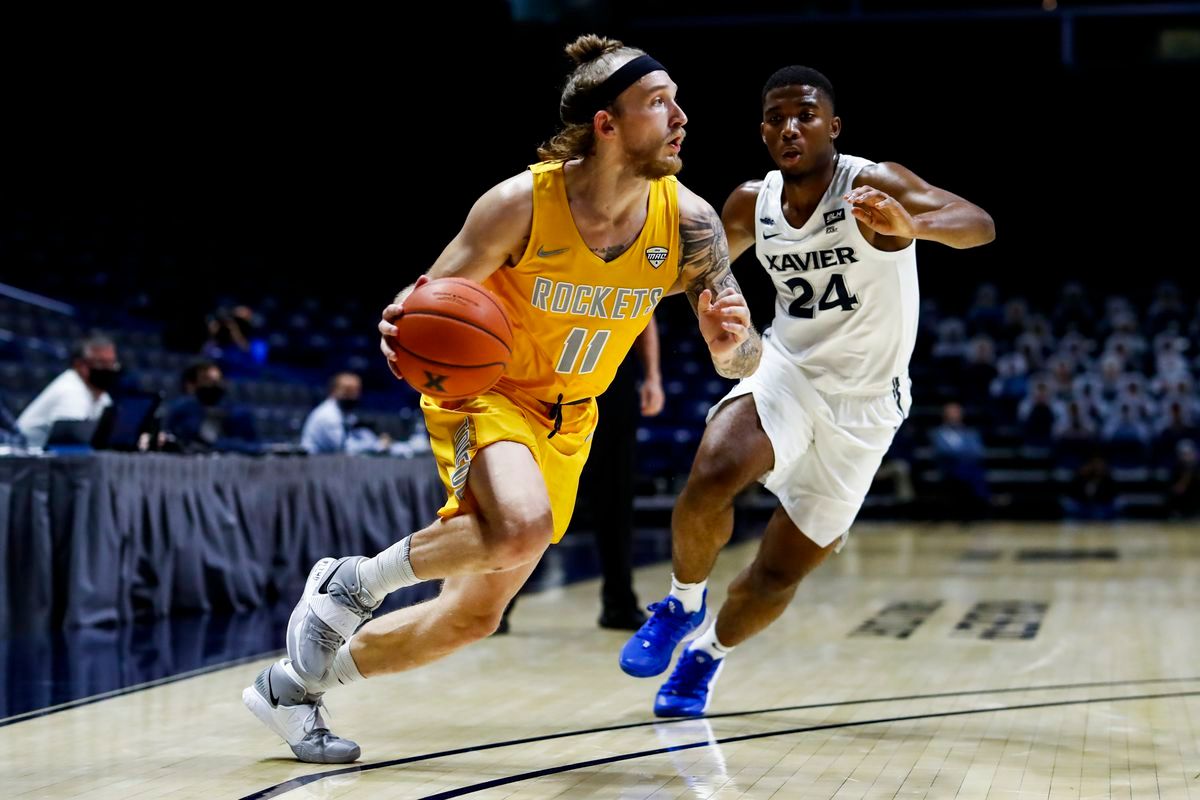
242, 659, 361, 764
286, 556, 380, 684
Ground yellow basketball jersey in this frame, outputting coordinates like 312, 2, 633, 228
483, 160, 679, 405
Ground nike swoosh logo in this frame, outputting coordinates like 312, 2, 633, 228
318, 568, 337, 595
762, 232, 782, 239
537, 246, 569, 258
267, 671, 280, 706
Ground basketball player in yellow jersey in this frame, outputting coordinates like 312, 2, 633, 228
241, 33, 762, 763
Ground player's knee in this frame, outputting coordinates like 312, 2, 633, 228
485, 508, 553, 569
748, 560, 803, 597
448, 607, 505, 644
685, 452, 751, 504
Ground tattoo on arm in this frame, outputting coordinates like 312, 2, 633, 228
711, 319, 762, 378
680, 206, 761, 379
679, 206, 728, 304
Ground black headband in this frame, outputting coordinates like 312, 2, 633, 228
560, 54, 668, 126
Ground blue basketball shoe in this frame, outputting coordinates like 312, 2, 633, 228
619, 592, 706, 678
654, 646, 726, 717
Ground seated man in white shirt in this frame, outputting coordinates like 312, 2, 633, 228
17, 334, 120, 449
301, 372, 391, 455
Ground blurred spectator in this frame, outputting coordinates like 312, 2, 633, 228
1097, 296, 1135, 342
1052, 281, 1094, 336
1166, 440, 1200, 519
16, 333, 119, 448
1103, 311, 1147, 372
931, 318, 968, 370
1147, 281, 1186, 335
913, 298, 940, 360
1154, 399, 1199, 466
1153, 337, 1190, 385
162, 360, 261, 454
1017, 378, 1059, 447
966, 283, 1003, 339
1071, 374, 1109, 426
1159, 376, 1199, 421
1096, 354, 1127, 405
1014, 332, 1049, 373
960, 336, 997, 406
203, 304, 266, 370
301, 372, 393, 455
874, 422, 916, 506
1026, 314, 1055, 350
1101, 400, 1151, 468
1062, 453, 1117, 520
204, 305, 250, 352
1117, 375, 1156, 424
990, 351, 1030, 417
1046, 356, 1077, 402
1001, 297, 1030, 343
930, 402, 990, 518
1053, 398, 1098, 468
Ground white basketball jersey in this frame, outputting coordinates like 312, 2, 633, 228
754, 153, 919, 398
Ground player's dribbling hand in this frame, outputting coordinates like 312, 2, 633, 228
379, 275, 430, 377
697, 286, 751, 357
844, 185, 916, 239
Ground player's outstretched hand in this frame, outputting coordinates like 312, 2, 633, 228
844, 185, 915, 239
698, 286, 751, 357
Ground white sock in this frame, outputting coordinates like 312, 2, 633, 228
359, 535, 421, 598
670, 574, 707, 613
310, 642, 366, 693
691, 624, 733, 660
330, 642, 365, 686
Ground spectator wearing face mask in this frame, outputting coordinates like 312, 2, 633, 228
17, 333, 120, 448
301, 372, 391, 455
162, 360, 260, 454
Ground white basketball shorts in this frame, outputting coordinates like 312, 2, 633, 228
708, 332, 910, 547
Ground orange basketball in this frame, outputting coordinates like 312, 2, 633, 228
390, 277, 513, 401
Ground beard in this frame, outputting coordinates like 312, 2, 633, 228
625, 138, 683, 179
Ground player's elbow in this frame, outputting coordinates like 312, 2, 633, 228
961, 211, 996, 248
977, 212, 996, 245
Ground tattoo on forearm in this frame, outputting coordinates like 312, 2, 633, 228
714, 329, 762, 379
679, 206, 761, 378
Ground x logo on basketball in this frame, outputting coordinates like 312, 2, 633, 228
423, 371, 448, 392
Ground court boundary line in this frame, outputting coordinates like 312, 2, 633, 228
0, 649, 282, 728
237, 676, 1200, 799
414, 688, 1200, 799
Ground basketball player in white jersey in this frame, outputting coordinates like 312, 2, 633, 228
619, 65, 995, 715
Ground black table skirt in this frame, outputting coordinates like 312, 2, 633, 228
0, 453, 446, 633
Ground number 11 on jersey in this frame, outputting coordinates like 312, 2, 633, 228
555, 328, 611, 374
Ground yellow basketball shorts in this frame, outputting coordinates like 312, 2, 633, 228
420, 389, 597, 543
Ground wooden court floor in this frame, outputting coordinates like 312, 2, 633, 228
4, 522, 1200, 799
